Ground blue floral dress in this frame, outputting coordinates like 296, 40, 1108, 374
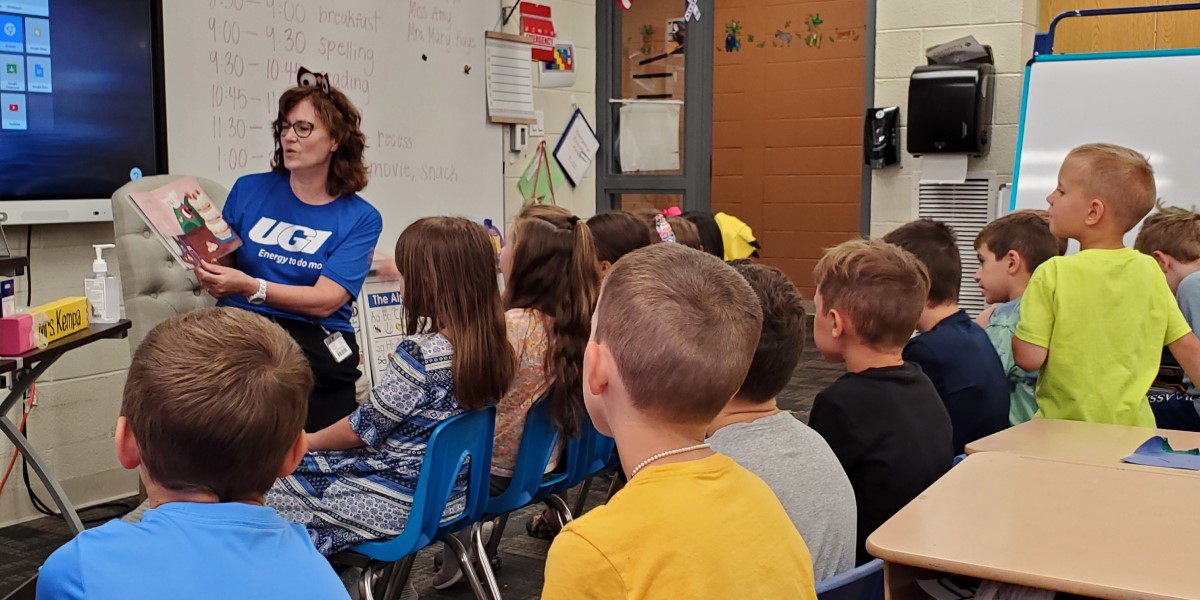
266, 333, 467, 555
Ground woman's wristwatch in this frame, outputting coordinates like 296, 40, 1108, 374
248, 278, 268, 305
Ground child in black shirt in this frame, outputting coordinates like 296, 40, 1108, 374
808, 240, 954, 565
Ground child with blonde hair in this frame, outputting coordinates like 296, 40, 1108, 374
267, 217, 515, 555
1135, 204, 1200, 430
808, 240, 952, 564
1014, 143, 1200, 425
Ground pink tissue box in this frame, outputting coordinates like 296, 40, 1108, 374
0, 314, 35, 355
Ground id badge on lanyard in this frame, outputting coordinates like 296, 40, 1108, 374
322, 326, 354, 363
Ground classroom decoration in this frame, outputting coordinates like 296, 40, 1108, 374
718, 13, 861, 52
518, 141, 565, 205
553, 109, 600, 186
616, 0, 633, 10
486, 32, 538, 124
684, 0, 701, 22
537, 41, 576, 88
520, 3, 557, 63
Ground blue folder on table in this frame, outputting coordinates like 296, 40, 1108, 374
1122, 436, 1200, 471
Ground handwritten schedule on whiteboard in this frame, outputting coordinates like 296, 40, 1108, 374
163, 0, 505, 251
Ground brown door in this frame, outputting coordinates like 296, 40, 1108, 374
710, 1, 866, 297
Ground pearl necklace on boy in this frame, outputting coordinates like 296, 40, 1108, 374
630, 443, 711, 478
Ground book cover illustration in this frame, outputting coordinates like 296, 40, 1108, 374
127, 177, 242, 268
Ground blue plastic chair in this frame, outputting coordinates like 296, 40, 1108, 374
561, 415, 617, 515
334, 406, 497, 600
471, 394, 570, 599
815, 559, 884, 600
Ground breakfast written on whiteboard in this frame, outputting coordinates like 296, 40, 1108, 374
203, 0, 470, 188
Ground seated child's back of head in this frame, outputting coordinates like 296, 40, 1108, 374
1135, 204, 1200, 293
586, 210, 657, 272
126, 307, 311, 500
38, 308, 348, 600
592, 243, 761, 425
882, 219, 961, 307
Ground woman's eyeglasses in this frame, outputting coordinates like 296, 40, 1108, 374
275, 120, 316, 139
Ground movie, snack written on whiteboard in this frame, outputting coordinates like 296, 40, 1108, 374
127, 177, 242, 269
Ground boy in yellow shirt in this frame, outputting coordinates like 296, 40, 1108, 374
542, 243, 815, 600
1014, 143, 1200, 425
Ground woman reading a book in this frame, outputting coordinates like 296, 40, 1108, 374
195, 69, 383, 432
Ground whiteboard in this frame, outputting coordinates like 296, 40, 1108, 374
162, 0, 504, 252
1011, 51, 1200, 246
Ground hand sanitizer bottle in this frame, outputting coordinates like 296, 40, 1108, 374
85, 244, 121, 324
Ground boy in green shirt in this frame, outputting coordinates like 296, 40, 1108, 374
973, 211, 1060, 425
1014, 143, 1200, 426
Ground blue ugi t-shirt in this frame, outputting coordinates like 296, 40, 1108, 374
219, 171, 382, 333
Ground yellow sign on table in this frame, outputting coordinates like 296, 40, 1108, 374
29, 297, 89, 345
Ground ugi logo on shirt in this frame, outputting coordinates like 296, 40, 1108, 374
248, 218, 333, 255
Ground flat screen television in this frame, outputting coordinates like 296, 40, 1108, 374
0, 0, 166, 225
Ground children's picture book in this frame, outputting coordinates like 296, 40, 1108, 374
127, 177, 242, 268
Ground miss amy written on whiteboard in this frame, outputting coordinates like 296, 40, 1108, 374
196, 68, 383, 433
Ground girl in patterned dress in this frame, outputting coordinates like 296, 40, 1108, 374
433, 205, 601, 588
266, 217, 515, 555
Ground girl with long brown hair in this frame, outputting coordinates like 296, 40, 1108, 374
433, 205, 601, 588
267, 217, 515, 556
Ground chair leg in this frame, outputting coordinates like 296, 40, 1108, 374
606, 472, 624, 499
380, 555, 415, 600
485, 513, 510, 559
544, 493, 573, 526
447, 529, 493, 600
472, 522, 504, 600
573, 476, 593, 516
361, 562, 381, 600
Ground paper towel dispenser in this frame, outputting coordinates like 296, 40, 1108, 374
907, 64, 995, 156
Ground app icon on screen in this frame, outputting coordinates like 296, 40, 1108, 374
0, 15, 22, 53
0, 54, 23, 92
24, 18, 48, 55
0, 93, 26, 130
26, 56, 49, 93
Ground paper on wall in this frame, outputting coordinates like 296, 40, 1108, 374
618, 103, 681, 172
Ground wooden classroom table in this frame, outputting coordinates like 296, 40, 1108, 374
867, 452, 1200, 600
965, 418, 1200, 467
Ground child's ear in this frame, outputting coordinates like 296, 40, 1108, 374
598, 261, 613, 277
1086, 198, 1106, 226
1151, 250, 1172, 274
584, 340, 610, 397
114, 417, 142, 471
1005, 250, 1022, 275
277, 432, 307, 478
829, 308, 845, 339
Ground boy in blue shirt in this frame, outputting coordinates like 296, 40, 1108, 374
884, 219, 1009, 453
972, 211, 1061, 425
38, 308, 348, 600
1135, 205, 1200, 430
